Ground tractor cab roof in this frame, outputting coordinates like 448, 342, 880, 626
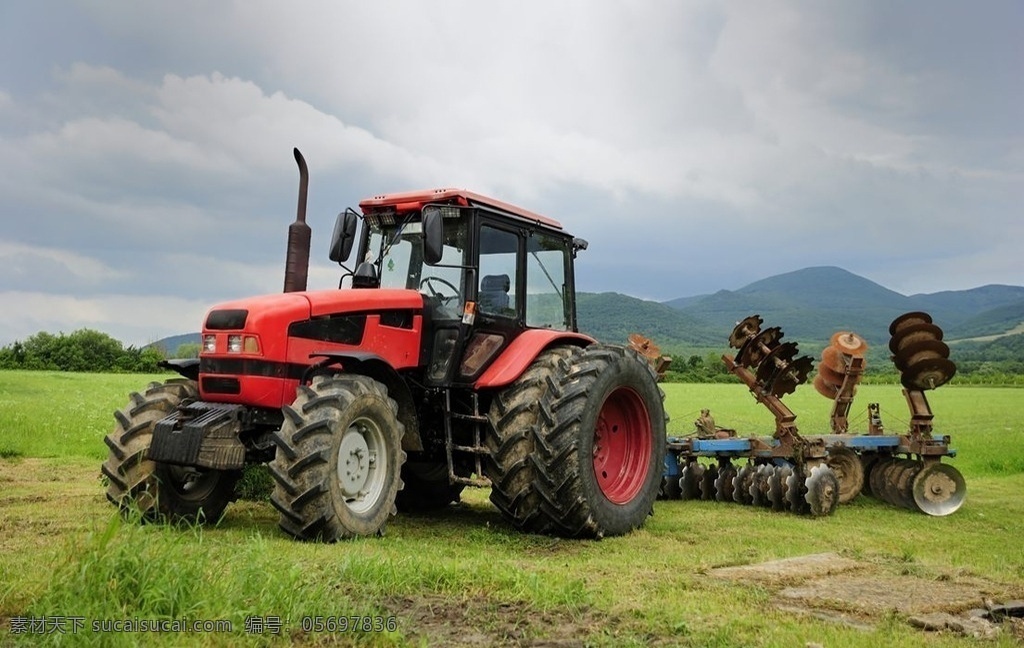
358, 188, 563, 231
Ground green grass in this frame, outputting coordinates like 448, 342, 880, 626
0, 370, 168, 459
1, 371, 1023, 647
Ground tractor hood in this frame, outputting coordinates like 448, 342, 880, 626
203, 288, 425, 330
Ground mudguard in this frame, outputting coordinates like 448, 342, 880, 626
159, 358, 200, 381
474, 329, 594, 389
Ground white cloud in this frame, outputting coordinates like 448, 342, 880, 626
0, 240, 124, 285
0, 291, 210, 347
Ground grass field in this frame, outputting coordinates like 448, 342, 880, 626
1, 370, 1023, 647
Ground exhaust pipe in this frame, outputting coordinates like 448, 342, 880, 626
283, 148, 311, 293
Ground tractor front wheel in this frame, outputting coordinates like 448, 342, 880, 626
534, 344, 667, 538
101, 379, 239, 523
269, 374, 406, 541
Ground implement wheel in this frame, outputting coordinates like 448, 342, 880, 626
101, 379, 238, 523
534, 344, 667, 538
269, 374, 405, 541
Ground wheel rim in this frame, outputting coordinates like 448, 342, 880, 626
164, 465, 220, 502
337, 415, 388, 514
592, 387, 652, 505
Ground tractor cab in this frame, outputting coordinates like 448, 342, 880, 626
331, 189, 588, 388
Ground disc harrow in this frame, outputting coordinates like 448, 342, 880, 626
659, 312, 966, 518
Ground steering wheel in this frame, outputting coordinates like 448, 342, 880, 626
419, 276, 461, 304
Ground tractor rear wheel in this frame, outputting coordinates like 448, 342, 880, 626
534, 344, 667, 538
269, 374, 405, 541
395, 460, 464, 512
101, 379, 239, 523
485, 346, 582, 533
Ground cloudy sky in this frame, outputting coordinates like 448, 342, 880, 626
1, 2, 1020, 346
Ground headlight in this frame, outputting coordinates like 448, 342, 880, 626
227, 335, 243, 353
203, 335, 216, 353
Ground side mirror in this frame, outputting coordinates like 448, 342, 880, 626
422, 206, 443, 265
328, 209, 358, 263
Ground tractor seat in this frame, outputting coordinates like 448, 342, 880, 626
479, 274, 511, 313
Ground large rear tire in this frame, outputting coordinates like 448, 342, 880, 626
101, 379, 239, 523
485, 346, 582, 533
269, 374, 406, 541
534, 344, 667, 538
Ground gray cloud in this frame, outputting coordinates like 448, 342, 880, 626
0, 1, 1020, 345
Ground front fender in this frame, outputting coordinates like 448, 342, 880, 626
305, 351, 423, 452
474, 329, 594, 390
159, 358, 200, 381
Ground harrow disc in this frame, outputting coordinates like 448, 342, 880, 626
733, 465, 755, 505
817, 361, 846, 388
889, 311, 933, 336
830, 331, 868, 356
859, 454, 880, 496
679, 462, 703, 501
699, 464, 719, 501
893, 460, 923, 510
768, 465, 790, 512
889, 322, 944, 354
804, 464, 840, 517
879, 460, 905, 507
784, 467, 808, 514
893, 339, 951, 372
868, 457, 896, 501
826, 447, 864, 504
770, 355, 813, 398
660, 475, 682, 500
755, 342, 799, 385
820, 345, 847, 372
714, 463, 737, 502
912, 463, 966, 516
749, 464, 771, 507
813, 373, 839, 399
729, 315, 763, 348
737, 327, 783, 367
900, 357, 957, 391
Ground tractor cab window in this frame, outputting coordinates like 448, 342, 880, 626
526, 233, 571, 330
365, 216, 468, 321
478, 225, 519, 319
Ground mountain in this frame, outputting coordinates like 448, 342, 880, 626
946, 300, 1024, 340
148, 333, 200, 355
910, 286, 1024, 332
576, 292, 721, 349
665, 266, 1024, 348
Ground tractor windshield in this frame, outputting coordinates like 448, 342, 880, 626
365, 215, 469, 320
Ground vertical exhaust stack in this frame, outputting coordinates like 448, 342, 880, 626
283, 148, 311, 293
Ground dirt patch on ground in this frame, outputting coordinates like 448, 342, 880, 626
710, 552, 863, 584
711, 552, 1023, 639
381, 595, 596, 648
778, 572, 1003, 616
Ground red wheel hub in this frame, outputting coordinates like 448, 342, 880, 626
592, 387, 652, 504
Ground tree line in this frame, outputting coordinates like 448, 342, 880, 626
663, 348, 1024, 386
0, 329, 195, 373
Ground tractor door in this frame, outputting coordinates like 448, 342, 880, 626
454, 218, 577, 384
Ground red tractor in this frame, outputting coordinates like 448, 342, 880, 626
102, 150, 666, 540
